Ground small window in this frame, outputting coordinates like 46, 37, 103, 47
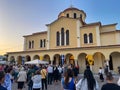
74, 13, 77, 18
56, 31, 60, 46
43, 39, 46, 47
89, 33, 93, 43
61, 28, 64, 45
66, 30, 69, 45
80, 14, 82, 18
40, 40, 42, 47
84, 34, 88, 43
66, 14, 69, 18
29, 41, 31, 49
32, 40, 34, 48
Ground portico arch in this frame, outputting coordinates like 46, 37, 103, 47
10, 56, 15, 64
93, 52, 105, 73
65, 53, 75, 66
26, 55, 31, 61
43, 54, 51, 64
109, 52, 120, 73
33, 55, 40, 60
53, 54, 61, 65
17, 56, 22, 64
78, 53, 87, 73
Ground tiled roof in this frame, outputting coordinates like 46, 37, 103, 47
23, 31, 47, 37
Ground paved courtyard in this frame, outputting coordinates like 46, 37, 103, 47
12, 74, 119, 90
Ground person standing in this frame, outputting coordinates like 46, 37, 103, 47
76, 68, 99, 90
61, 69, 76, 90
0, 71, 7, 90
53, 66, 59, 84
17, 67, 27, 90
98, 67, 104, 82
4, 68, 12, 90
27, 66, 35, 90
41, 66, 47, 90
32, 70, 42, 90
117, 76, 120, 86
104, 65, 109, 75
47, 65, 53, 85
101, 72, 120, 90
58, 66, 62, 81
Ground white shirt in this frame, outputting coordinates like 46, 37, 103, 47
32, 75, 42, 89
47, 66, 53, 73
76, 78, 99, 90
17, 71, 27, 82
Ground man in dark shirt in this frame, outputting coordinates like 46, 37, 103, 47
0, 71, 7, 90
101, 72, 120, 90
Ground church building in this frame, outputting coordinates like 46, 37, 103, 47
8, 7, 120, 73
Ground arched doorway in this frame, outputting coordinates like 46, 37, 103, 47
93, 52, 105, 73
26, 55, 31, 61
65, 53, 75, 66
109, 52, 120, 73
33, 55, 40, 60
53, 54, 61, 65
10, 56, 15, 64
17, 56, 22, 64
78, 53, 87, 73
43, 54, 51, 64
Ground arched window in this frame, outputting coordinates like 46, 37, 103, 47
84, 34, 88, 43
80, 14, 82, 18
29, 41, 31, 49
74, 13, 77, 18
66, 30, 69, 45
43, 39, 46, 47
89, 33, 93, 43
61, 28, 64, 45
66, 14, 69, 18
40, 39, 42, 47
32, 40, 34, 48
56, 31, 60, 46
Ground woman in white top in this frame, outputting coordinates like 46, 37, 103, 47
32, 70, 42, 90
76, 67, 99, 90
17, 67, 27, 90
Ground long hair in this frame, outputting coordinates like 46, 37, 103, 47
84, 69, 96, 90
64, 69, 73, 85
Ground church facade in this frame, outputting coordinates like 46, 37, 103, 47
8, 7, 120, 73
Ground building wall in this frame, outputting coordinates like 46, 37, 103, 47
100, 25, 116, 33
49, 17, 78, 49
24, 33, 47, 51
80, 25, 98, 47
100, 32, 116, 45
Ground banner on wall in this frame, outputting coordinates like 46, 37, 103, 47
86, 54, 94, 65
40, 56, 43, 60
22, 56, 25, 65
61, 55, 64, 65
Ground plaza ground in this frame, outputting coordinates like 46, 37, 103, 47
12, 74, 120, 90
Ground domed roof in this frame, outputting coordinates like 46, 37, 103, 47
63, 7, 82, 12
58, 7, 86, 17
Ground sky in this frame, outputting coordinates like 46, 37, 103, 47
0, 0, 120, 55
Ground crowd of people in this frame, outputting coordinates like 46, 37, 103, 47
0, 64, 120, 90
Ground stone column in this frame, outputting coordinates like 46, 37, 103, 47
74, 59, 77, 66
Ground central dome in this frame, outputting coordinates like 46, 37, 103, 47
58, 7, 86, 21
